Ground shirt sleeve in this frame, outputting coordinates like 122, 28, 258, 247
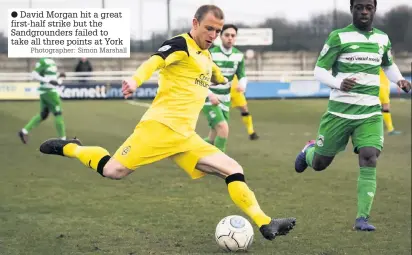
316, 31, 341, 70
381, 38, 394, 67
211, 62, 227, 84
132, 55, 165, 86
132, 36, 190, 86
235, 55, 246, 80
152, 36, 189, 67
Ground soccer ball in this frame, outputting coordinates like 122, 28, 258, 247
215, 215, 254, 252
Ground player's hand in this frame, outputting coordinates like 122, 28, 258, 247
236, 86, 245, 93
397, 79, 411, 93
208, 93, 220, 105
212, 77, 229, 85
122, 78, 138, 99
340, 78, 357, 92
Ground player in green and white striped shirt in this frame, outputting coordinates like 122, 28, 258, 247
294, 0, 411, 231
201, 24, 247, 152
18, 58, 67, 144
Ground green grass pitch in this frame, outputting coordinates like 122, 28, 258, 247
0, 99, 410, 255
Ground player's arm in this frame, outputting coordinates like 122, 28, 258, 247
235, 55, 247, 91
381, 40, 411, 93
131, 55, 165, 86
313, 31, 346, 90
211, 62, 228, 85
31, 59, 50, 83
132, 36, 189, 87
207, 62, 227, 105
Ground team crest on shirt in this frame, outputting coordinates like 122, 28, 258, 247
387, 50, 392, 62
158, 45, 171, 52
316, 135, 325, 147
378, 44, 384, 56
122, 146, 131, 155
320, 44, 330, 57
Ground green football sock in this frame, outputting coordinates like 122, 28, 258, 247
305, 146, 315, 168
23, 114, 42, 132
214, 136, 227, 152
357, 167, 377, 218
54, 115, 66, 138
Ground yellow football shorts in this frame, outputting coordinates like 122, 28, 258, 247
230, 77, 247, 108
112, 120, 220, 179
379, 82, 390, 105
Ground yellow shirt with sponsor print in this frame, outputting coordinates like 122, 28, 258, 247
132, 33, 226, 137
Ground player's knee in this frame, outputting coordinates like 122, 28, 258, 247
359, 148, 379, 167
312, 162, 327, 171
312, 158, 331, 171
229, 160, 243, 175
381, 103, 390, 112
217, 156, 244, 176
40, 108, 49, 120
312, 154, 334, 171
215, 122, 229, 137
103, 166, 127, 180
102, 159, 131, 180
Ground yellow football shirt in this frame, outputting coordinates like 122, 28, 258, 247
132, 33, 226, 137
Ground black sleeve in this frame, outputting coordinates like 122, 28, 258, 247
152, 36, 189, 59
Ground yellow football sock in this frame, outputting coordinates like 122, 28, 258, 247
226, 174, 271, 227
241, 113, 255, 135
63, 143, 110, 171
382, 112, 394, 132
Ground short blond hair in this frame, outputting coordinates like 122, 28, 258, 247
194, 5, 224, 22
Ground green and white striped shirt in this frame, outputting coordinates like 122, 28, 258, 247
34, 58, 58, 93
316, 24, 393, 119
205, 45, 246, 111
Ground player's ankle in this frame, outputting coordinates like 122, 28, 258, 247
62, 143, 80, 157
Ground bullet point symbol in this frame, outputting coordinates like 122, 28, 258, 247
11, 11, 18, 18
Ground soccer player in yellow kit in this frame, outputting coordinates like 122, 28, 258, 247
38, 5, 296, 241
379, 69, 401, 135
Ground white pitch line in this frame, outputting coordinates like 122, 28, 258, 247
126, 100, 151, 108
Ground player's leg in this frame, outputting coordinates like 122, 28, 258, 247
382, 104, 401, 135
39, 136, 129, 179
351, 115, 383, 231
202, 105, 229, 152
205, 129, 217, 145
295, 112, 351, 173
239, 105, 258, 140
202, 105, 216, 144
19, 94, 50, 144
172, 137, 295, 241
214, 122, 229, 152
379, 85, 400, 135
39, 120, 179, 179
47, 91, 66, 139
231, 89, 258, 140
